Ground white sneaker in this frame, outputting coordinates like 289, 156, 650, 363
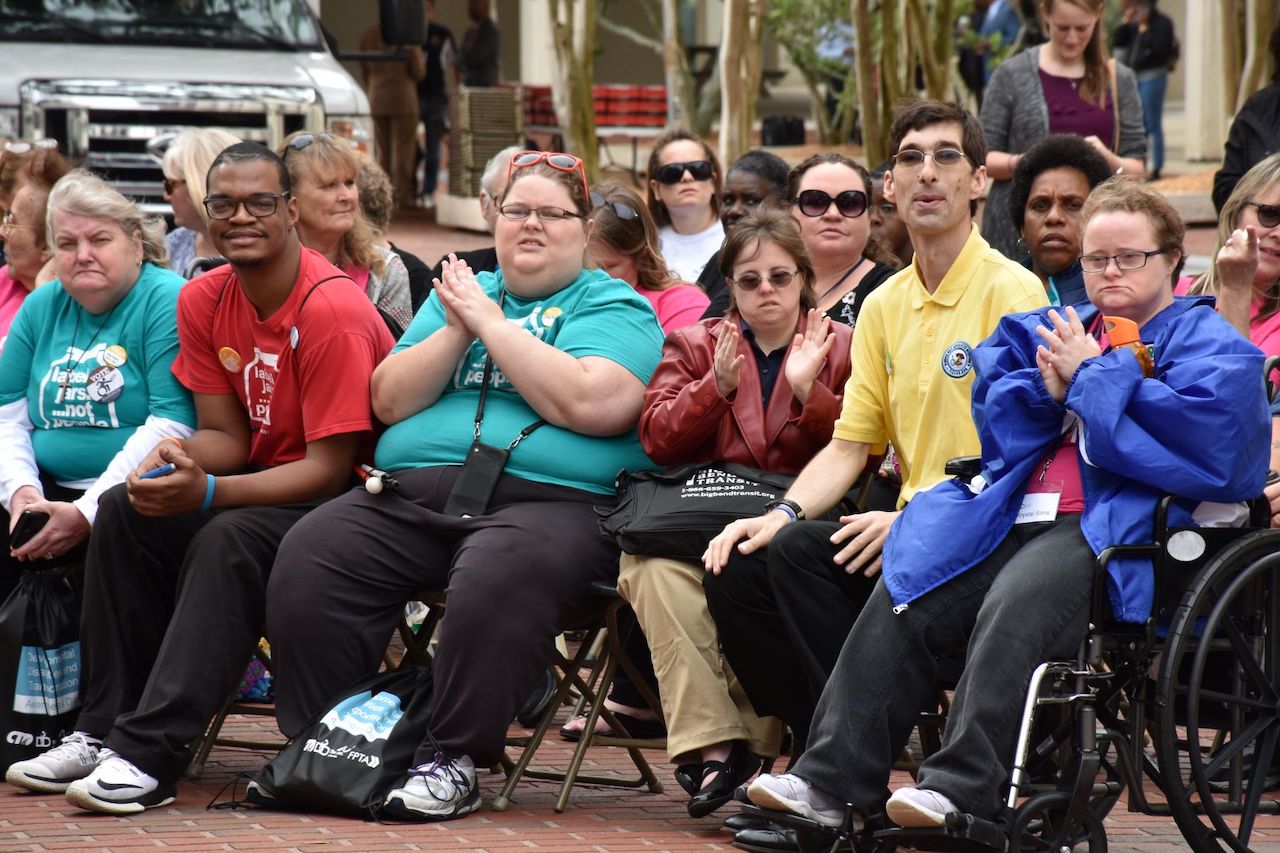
886, 787, 959, 828
383, 753, 479, 821
65, 753, 175, 814
5, 732, 103, 793
747, 772, 848, 828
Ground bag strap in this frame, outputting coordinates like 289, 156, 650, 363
1107, 59, 1121, 153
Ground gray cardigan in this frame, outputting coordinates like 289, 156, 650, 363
980, 45, 1146, 258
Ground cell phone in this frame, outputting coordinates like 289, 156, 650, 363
442, 441, 509, 517
140, 463, 177, 480
9, 510, 50, 550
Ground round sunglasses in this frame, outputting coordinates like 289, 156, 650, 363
652, 160, 714, 185
1245, 201, 1280, 229
794, 189, 868, 219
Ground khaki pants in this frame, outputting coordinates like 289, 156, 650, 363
617, 553, 781, 763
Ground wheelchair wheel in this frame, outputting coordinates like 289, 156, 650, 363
1155, 529, 1280, 853
1008, 791, 1107, 852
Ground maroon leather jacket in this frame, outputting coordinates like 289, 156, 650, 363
639, 313, 853, 473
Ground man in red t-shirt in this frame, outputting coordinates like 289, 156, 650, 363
3, 142, 394, 812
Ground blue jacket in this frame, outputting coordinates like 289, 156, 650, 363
882, 296, 1269, 622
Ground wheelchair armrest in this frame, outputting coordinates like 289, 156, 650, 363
944, 456, 983, 479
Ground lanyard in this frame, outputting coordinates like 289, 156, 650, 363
468, 289, 545, 450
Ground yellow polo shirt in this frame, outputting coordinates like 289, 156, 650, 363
834, 225, 1047, 506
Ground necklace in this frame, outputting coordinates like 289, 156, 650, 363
818, 257, 867, 305
58, 305, 118, 400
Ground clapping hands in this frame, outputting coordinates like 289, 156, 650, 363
1035, 306, 1101, 403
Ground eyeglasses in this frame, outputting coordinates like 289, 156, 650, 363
508, 150, 590, 205
3, 138, 57, 155
163, 177, 186, 195
0, 210, 36, 231
589, 191, 639, 221
1079, 249, 1168, 273
203, 193, 290, 220
652, 159, 714, 185
498, 204, 583, 222
730, 269, 799, 291
1245, 202, 1280, 229
794, 188, 868, 219
892, 148, 968, 170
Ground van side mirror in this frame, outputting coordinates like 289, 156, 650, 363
380, 0, 424, 45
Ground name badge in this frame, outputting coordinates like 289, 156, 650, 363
1016, 481, 1062, 524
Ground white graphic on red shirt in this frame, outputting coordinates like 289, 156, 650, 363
243, 347, 280, 430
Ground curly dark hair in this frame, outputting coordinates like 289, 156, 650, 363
728, 149, 790, 199
1007, 134, 1113, 231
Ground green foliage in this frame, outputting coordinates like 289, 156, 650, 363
765, 0, 857, 143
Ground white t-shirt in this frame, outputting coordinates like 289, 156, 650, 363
659, 220, 725, 284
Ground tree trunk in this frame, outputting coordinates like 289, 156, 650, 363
852, 0, 884, 165
549, 0, 600, 181
718, 0, 766, 165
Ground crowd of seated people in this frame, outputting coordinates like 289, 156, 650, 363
0, 20, 1276, 850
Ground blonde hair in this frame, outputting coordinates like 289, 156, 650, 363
278, 131, 383, 274
1042, 0, 1109, 107
1192, 152, 1280, 320
46, 169, 168, 267
162, 128, 241, 230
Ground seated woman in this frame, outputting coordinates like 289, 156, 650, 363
278, 131, 412, 334
745, 177, 1268, 831
589, 180, 709, 333
160, 128, 241, 278
1007, 134, 1114, 306
266, 151, 666, 821
1, 182, 53, 351
647, 129, 724, 284
787, 153, 897, 328
616, 209, 853, 819
868, 160, 912, 269
0, 170, 195, 600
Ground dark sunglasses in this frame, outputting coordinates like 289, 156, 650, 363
731, 269, 798, 291
589, 191, 639, 221
508, 150, 590, 203
653, 160, 714, 185
794, 188, 868, 219
163, 177, 185, 195
1246, 202, 1280, 229
284, 132, 336, 155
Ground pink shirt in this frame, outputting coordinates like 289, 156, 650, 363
0, 265, 31, 353
639, 282, 711, 334
1175, 275, 1280, 358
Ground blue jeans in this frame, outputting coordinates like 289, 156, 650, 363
1138, 71, 1167, 174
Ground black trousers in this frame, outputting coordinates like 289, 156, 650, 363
76, 483, 319, 784
703, 520, 879, 748
268, 467, 621, 767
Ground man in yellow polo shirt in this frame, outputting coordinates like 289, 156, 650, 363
701, 101, 1045, 846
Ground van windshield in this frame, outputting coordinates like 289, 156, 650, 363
0, 0, 323, 50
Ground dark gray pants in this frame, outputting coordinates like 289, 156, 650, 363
267, 467, 621, 767
77, 483, 319, 783
794, 516, 1095, 820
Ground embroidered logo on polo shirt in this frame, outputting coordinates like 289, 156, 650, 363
941, 341, 973, 378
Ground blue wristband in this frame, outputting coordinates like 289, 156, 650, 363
201, 474, 216, 512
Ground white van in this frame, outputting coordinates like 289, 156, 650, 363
0, 1, 405, 215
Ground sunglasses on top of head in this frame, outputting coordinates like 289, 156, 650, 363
653, 160, 715, 185
589, 191, 639, 221
794, 189, 868, 219
507, 150, 591, 204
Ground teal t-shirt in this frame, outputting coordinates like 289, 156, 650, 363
375, 267, 664, 494
0, 263, 196, 483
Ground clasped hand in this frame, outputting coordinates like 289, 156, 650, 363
434, 253, 505, 338
7, 485, 89, 562
126, 442, 210, 517
1035, 306, 1101, 403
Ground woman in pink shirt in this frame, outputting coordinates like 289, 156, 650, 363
589, 180, 710, 333
0, 183, 53, 350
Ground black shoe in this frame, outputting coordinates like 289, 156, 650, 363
516, 667, 558, 727
688, 741, 761, 818
733, 823, 799, 852
723, 811, 774, 833
675, 762, 702, 796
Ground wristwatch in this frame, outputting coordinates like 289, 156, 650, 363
764, 498, 805, 523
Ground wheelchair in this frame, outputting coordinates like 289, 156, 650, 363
738, 458, 1280, 853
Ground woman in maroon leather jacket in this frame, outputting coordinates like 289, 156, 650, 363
616, 209, 853, 819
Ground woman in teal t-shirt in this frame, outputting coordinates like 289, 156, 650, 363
268, 151, 665, 822
0, 171, 195, 587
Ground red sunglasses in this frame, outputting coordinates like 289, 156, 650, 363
508, 150, 590, 205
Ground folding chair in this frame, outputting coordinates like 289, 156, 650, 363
185, 640, 287, 779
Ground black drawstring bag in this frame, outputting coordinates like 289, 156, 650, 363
250, 666, 434, 818
0, 568, 80, 770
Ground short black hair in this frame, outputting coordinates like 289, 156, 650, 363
1007, 134, 1113, 230
869, 160, 893, 182
727, 149, 790, 199
206, 141, 291, 196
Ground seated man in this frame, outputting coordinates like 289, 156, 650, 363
4, 141, 394, 813
425, 144, 521, 285
746, 178, 1269, 832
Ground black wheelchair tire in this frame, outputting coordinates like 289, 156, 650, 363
1008, 791, 1107, 853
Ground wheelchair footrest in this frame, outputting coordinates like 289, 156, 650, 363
737, 803, 864, 851
873, 813, 1007, 852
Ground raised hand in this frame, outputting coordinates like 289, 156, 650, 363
714, 320, 746, 398
784, 309, 837, 404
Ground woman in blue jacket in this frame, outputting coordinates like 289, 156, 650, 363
742, 177, 1270, 831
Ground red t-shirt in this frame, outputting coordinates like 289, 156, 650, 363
173, 246, 394, 468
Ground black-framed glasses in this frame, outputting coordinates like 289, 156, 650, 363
589, 191, 639, 221
795, 188, 868, 219
163, 177, 185, 195
1079, 249, 1168, 273
1245, 202, 1280, 229
892, 148, 968, 170
730, 269, 799, 291
204, 193, 290, 220
652, 160, 714, 185
498, 204, 583, 222
508, 150, 590, 203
